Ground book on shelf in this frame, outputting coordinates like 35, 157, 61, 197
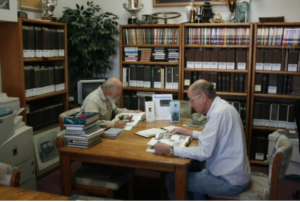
272, 50, 282, 71
255, 49, 264, 70
146, 132, 192, 153
263, 50, 272, 71
63, 112, 99, 125
194, 49, 203, 69
102, 128, 124, 139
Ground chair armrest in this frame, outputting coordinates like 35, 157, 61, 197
11, 170, 20, 187
0, 163, 20, 187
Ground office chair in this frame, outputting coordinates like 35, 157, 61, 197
293, 99, 300, 199
0, 163, 20, 187
210, 134, 292, 200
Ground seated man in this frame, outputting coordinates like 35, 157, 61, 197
81, 77, 141, 128
154, 79, 250, 200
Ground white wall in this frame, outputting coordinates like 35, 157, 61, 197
1, 0, 300, 92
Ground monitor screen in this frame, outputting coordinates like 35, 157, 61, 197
77, 79, 105, 104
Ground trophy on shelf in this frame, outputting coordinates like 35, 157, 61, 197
41, 0, 58, 21
123, 0, 144, 24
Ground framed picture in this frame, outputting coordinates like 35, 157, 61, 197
33, 126, 60, 177
20, 0, 42, 12
153, 0, 226, 7
0, 0, 17, 22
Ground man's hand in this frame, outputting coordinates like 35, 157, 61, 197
134, 110, 142, 113
154, 143, 171, 155
170, 128, 193, 137
114, 120, 126, 128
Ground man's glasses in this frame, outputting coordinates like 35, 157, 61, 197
189, 94, 200, 103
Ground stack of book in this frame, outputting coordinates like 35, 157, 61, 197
63, 112, 104, 148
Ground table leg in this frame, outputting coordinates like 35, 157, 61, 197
60, 152, 72, 196
174, 165, 187, 200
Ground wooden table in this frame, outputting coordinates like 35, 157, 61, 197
59, 119, 199, 200
0, 185, 68, 200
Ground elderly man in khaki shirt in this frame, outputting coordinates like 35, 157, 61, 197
81, 77, 141, 128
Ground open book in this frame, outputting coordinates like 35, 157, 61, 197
135, 125, 182, 138
115, 112, 145, 129
146, 132, 192, 153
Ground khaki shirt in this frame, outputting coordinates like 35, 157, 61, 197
80, 87, 132, 127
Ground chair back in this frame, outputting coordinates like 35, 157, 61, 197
268, 134, 293, 200
58, 108, 81, 131
56, 130, 67, 149
0, 163, 20, 187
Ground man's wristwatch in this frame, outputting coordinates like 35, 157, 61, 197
169, 146, 174, 155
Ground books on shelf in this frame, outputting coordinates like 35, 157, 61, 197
63, 112, 99, 125
145, 132, 192, 153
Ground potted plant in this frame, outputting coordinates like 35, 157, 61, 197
59, 1, 119, 80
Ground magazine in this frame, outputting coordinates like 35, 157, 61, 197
146, 132, 192, 153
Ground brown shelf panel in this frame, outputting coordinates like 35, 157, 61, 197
185, 45, 249, 48
252, 126, 292, 131
22, 18, 66, 27
26, 91, 67, 102
184, 68, 248, 73
256, 45, 300, 49
250, 160, 269, 166
256, 22, 300, 26
254, 93, 300, 99
255, 70, 300, 75
122, 44, 179, 48
24, 57, 65, 62
122, 61, 178, 65
123, 87, 178, 93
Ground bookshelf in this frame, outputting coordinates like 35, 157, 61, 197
181, 23, 253, 144
249, 22, 300, 166
119, 24, 183, 110
0, 18, 69, 129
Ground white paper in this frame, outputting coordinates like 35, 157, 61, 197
145, 101, 155, 122
153, 94, 173, 120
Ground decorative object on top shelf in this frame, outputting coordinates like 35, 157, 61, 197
235, 1, 251, 22
41, 0, 57, 21
153, 0, 226, 7
151, 11, 181, 24
195, 5, 203, 23
17, 0, 27, 18
58, 1, 119, 81
135, 14, 158, 24
225, 0, 236, 22
123, 0, 144, 24
212, 12, 224, 23
259, 16, 284, 23
185, 3, 197, 23
202, 2, 214, 23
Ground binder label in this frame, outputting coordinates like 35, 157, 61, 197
195, 62, 203, 68
268, 86, 277, 94
263, 63, 272, 70
255, 85, 261, 92
187, 61, 195, 68
237, 62, 246, 70
226, 62, 235, 69
288, 64, 297, 72
218, 62, 226, 69
255, 63, 263, 70
210, 62, 218, 69
203, 62, 210, 69
271, 63, 281, 71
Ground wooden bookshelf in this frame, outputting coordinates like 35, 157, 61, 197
181, 23, 253, 145
0, 18, 69, 129
249, 22, 300, 165
119, 24, 183, 109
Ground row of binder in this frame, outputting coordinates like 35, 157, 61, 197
184, 71, 246, 93
122, 28, 180, 45
124, 47, 179, 62
123, 65, 179, 90
26, 103, 64, 128
253, 103, 296, 129
24, 65, 65, 98
185, 27, 250, 45
255, 49, 300, 72
228, 101, 246, 126
254, 74, 299, 95
185, 49, 248, 70
257, 26, 300, 46
22, 25, 65, 58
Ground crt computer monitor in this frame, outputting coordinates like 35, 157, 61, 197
77, 79, 105, 105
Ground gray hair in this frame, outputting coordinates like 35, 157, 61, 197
191, 81, 216, 99
101, 79, 117, 91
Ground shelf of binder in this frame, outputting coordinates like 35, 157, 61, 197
248, 22, 300, 165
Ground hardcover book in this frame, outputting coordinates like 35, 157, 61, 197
63, 112, 99, 125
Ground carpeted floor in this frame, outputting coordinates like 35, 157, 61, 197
36, 161, 300, 200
